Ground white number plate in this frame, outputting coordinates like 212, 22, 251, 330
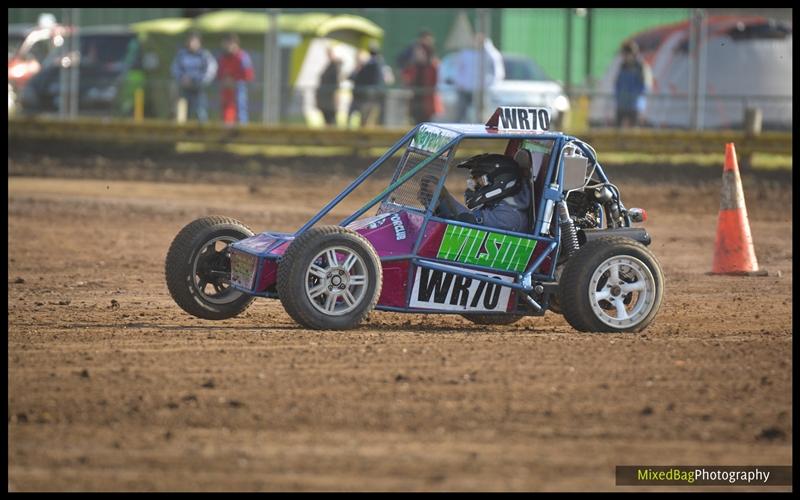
230, 251, 258, 290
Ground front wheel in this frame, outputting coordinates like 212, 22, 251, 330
558, 237, 664, 333
165, 216, 256, 320
277, 226, 382, 330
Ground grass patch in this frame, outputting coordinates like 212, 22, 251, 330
174, 142, 792, 171
174, 142, 405, 160
595, 152, 791, 170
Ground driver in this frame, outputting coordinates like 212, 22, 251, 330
418, 153, 530, 233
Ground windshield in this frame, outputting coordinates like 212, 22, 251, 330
440, 52, 552, 84
503, 56, 551, 81
378, 124, 459, 215
41, 33, 135, 69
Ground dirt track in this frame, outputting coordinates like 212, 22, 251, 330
7, 162, 793, 491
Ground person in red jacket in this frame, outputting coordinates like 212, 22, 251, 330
401, 43, 441, 124
217, 34, 254, 124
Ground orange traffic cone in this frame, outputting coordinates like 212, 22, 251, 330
710, 143, 767, 276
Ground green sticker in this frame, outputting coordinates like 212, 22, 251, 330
411, 124, 458, 153
436, 224, 537, 272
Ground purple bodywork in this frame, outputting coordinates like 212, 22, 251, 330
231, 211, 428, 307
230, 209, 550, 313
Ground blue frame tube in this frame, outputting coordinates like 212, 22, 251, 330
532, 136, 564, 237
339, 136, 462, 227
572, 139, 611, 183
295, 125, 420, 235
411, 159, 454, 255
428, 215, 555, 243
413, 258, 532, 292
377, 148, 413, 208
521, 240, 559, 281
375, 304, 527, 316
379, 254, 416, 262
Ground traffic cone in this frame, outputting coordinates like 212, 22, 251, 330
710, 143, 767, 276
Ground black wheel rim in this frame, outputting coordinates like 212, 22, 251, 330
191, 236, 243, 304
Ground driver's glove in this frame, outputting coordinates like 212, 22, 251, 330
417, 174, 439, 208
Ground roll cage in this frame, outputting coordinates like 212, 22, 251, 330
233, 113, 629, 312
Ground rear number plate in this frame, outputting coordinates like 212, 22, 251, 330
230, 251, 258, 290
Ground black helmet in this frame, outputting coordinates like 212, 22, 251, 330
457, 153, 523, 210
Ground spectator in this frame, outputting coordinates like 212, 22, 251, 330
316, 45, 342, 126
115, 37, 144, 118
217, 33, 254, 125
452, 33, 504, 123
171, 32, 217, 122
614, 41, 652, 128
396, 29, 434, 70
402, 43, 440, 124
348, 42, 391, 127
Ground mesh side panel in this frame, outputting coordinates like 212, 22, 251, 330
378, 147, 450, 214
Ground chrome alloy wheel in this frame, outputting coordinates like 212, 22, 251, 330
588, 255, 656, 329
305, 246, 368, 316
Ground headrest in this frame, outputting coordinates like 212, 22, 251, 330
513, 149, 533, 178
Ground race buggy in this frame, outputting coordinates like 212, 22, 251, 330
165, 107, 664, 332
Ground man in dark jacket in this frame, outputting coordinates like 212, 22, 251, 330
316, 46, 341, 126
348, 42, 390, 127
614, 41, 650, 128
171, 32, 217, 122
396, 29, 434, 69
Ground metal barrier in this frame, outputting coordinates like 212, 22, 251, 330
8, 115, 792, 157
15, 73, 792, 133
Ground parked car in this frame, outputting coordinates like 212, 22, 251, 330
8, 16, 68, 111
8, 17, 65, 84
19, 26, 139, 115
436, 52, 570, 125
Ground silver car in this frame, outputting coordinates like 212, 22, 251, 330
436, 52, 570, 125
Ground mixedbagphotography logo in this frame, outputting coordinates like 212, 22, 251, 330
616, 466, 792, 486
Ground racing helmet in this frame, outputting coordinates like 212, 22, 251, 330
457, 153, 523, 210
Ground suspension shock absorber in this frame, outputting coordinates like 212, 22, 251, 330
558, 200, 580, 257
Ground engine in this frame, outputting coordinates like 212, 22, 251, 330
566, 187, 606, 230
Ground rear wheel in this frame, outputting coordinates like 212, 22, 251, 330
277, 226, 382, 330
165, 216, 255, 320
558, 237, 664, 333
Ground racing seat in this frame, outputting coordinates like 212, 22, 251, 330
513, 148, 538, 233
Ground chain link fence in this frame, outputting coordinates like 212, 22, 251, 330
15, 74, 792, 132
578, 91, 792, 131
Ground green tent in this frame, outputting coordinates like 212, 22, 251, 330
131, 17, 193, 37
131, 11, 383, 121
188, 11, 382, 42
